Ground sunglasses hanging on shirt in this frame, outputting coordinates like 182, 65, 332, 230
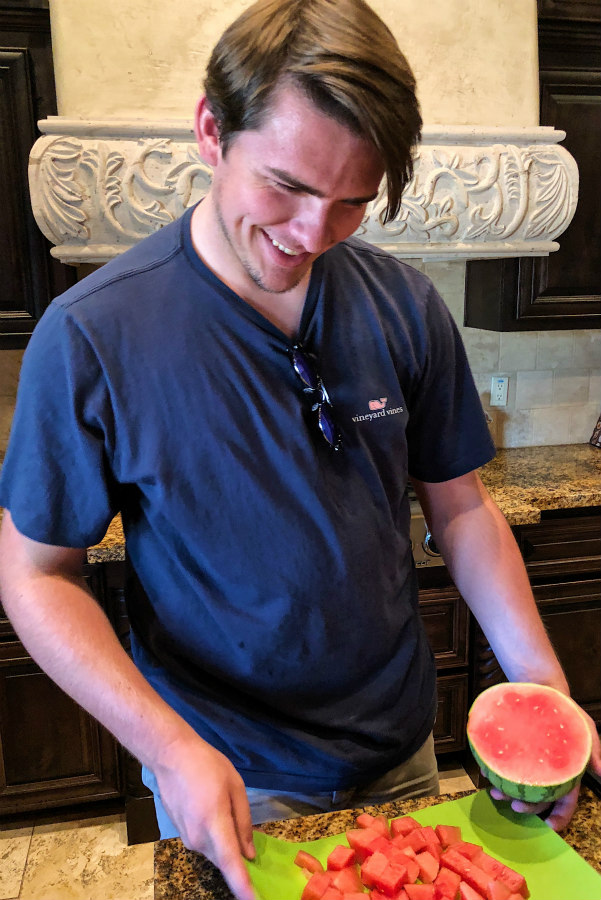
290, 344, 342, 452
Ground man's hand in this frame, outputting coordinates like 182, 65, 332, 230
153, 732, 257, 900
487, 707, 601, 832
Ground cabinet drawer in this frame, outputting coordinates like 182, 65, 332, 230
433, 674, 468, 754
419, 587, 469, 668
517, 515, 601, 578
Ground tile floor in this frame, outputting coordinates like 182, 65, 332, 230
0, 764, 475, 900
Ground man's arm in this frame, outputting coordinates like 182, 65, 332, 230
0, 511, 256, 900
411, 470, 601, 830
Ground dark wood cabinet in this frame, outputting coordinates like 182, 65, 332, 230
0, 563, 124, 815
464, 6, 601, 331
418, 573, 470, 755
0, 1, 75, 348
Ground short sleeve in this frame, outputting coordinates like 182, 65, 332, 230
405, 283, 496, 482
0, 301, 120, 547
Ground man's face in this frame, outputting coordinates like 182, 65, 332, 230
197, 83, 385, 299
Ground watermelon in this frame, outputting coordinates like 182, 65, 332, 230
467, 682, 592, 803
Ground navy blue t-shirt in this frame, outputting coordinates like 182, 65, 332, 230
0, 206, 495, 790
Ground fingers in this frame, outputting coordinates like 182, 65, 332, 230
585, 712, 601, 776
488, 783, 580, 832
543, 783, 580, 833
230, 777, 256, 860
207, 812, 258, 900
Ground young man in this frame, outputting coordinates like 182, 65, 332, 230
0, 2, 598, 900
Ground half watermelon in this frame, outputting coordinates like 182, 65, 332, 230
467, 682, 592, 803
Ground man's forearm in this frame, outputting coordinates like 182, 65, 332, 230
1, 553, 194, 774
416, 473, 569, 694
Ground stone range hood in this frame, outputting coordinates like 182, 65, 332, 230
28, 118, 578, 266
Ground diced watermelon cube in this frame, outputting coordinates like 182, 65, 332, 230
356, 812, 391, 838
331, 865, 364, 894
347, 827, 383, 863
343, 894, 370, 900
440, 850, 490, 896
295, 849, 325, 874
417, 826, 441, 846
405, 884, 438, 900
400, 830, 429, 853
327, 845, 356, 870
301, 871, 335, 900
386, 849, 420, 883
435, 866, 462, 899
425, 841, 443, 860
374, 863, 409, 895
371, 891, 409, 900
415, 850, 440, 883
486, 880, 512, 900
321, 888, 343, 900
392, 841, 417, 859
471, 850, 529, 898
361, 851, 391, 888
452, 841, 483, 861
390, 816, 420, 838
370, 835, 397, 856
459, 881, 487, 900
435, 824, 462, 848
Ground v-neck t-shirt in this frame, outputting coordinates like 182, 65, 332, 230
0, 205, 495, 790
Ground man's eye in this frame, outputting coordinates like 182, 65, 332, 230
275, 181, 300, 193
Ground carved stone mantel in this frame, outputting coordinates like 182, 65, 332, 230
28, 119, 579, 265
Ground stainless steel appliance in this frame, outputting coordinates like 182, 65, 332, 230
408, 489, 445, 568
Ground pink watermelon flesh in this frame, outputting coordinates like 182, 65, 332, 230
467, 682, 591, 803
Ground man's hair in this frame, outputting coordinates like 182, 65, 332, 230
204, 0, 422, 223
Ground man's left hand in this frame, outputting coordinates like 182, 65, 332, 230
487, 707, 601, 832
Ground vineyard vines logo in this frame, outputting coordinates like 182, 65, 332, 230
352, 397, 404, 423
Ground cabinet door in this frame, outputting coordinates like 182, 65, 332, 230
0, 3, 75, 348
0, 637, 122, 814
464, 12, 601, 330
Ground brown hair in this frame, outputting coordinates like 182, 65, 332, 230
204, 0, 422, 223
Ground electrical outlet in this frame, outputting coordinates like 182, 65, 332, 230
490, 376, 509, 407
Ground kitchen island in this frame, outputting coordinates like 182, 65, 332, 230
154, 785, 601, 899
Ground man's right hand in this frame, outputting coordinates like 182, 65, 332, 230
153, 732, 258, 900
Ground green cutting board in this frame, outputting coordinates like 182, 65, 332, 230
245, 791, 601, 900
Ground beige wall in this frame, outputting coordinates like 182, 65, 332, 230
49, 0, 539, 126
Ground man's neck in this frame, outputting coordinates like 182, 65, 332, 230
189, 201, 309, 340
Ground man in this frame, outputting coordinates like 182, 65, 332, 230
0, 2, 598, 900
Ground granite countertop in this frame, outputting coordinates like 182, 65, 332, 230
153, 786, 601, 900
84, 443, 601, 563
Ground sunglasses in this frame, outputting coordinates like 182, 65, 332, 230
290, 344, 342, 451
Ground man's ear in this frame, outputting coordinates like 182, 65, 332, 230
194, 96, 221, 166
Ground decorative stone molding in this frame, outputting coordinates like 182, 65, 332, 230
28, 119, 578, 264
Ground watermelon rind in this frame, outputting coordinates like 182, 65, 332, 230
467, 682, 592, 804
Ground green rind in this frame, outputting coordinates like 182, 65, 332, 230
468, 737, 583, 803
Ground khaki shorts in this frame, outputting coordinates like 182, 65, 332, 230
143, 732, 439, 836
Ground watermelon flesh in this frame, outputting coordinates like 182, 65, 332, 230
467, 682, 592, 803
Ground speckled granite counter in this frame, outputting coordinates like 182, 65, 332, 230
153, 786, 601, 899
83, 443, 600, 563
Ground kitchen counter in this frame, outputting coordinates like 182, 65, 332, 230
153, 786, 601, 899
83, 443, 601, 562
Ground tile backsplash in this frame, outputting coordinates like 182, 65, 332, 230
422, 260, 601, 448
1, 261, 600, 454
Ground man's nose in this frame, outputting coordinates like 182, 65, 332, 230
290, 198, 335, 254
